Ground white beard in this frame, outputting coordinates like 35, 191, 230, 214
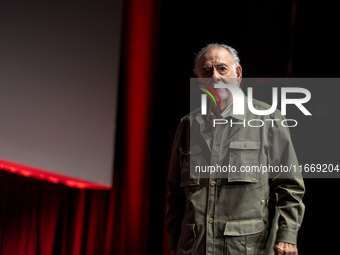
213, 87, 230, 103
216, 89, 229, 101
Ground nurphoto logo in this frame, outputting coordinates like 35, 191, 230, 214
198, 82, 311, 127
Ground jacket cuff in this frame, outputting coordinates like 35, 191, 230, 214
275, 227, 298, 245
169, 234, 180, 250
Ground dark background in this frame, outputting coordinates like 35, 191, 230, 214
1, 0, 339, 254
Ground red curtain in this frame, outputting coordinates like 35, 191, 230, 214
0, 0, 162, 254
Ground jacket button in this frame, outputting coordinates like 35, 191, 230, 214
261, 200, 265, 204
210, 181, 216, 187
208, 218, 213, 223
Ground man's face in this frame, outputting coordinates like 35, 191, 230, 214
196, 47, 242, 102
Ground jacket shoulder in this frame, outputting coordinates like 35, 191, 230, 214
180, 107, 201, 124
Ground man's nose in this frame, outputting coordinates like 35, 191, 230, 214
212, 69, 221, 83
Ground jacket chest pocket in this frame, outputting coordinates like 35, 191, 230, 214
228, 141, 260, 183
180, 144, 201, 187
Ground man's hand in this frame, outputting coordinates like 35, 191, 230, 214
169, 250, 176, 255
274, 242, 298, 255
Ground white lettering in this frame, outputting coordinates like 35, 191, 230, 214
230, 119, 245, 127
248, 119, 264, 127
281, 87, 312, 115
265, 119, 279, 127
213, 119, 228, 127
248, 87, 277, 115
281, 119, 298, 127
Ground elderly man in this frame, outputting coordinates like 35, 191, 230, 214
165, 43, 305, 255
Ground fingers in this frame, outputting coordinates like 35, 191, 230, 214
274, 242, 298, 255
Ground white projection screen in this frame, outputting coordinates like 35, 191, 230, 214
0, 0, 123, 189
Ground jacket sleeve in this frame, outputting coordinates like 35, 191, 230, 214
268, 112, 306, 245
165, 118, 187, 250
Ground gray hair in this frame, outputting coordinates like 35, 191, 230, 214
194, 43, 241, 72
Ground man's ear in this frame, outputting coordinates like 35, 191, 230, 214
236, 65, 242, 87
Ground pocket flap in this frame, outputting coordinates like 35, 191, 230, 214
184, 144, 202, 155
229, 141, 260, 150
224, 218, 264, 236
180, 170, 200, 187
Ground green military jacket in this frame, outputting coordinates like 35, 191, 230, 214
165, 97, 305, 255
